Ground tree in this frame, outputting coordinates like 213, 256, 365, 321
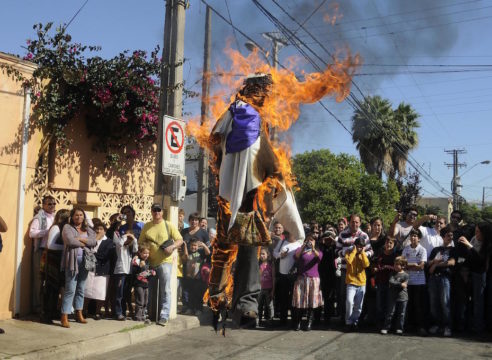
396, 170, 422, 212
391, 103, 420, 179
292, 149, 399, 227
351, 96, 419, 180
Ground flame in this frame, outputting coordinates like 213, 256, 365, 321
323, 3, 343, 26
186, 42, 360, 205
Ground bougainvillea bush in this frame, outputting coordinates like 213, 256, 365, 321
5, 22, 169, 168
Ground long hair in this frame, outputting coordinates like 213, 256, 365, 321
52, 209, 70, 230
476, 222, 492, 255
370, 216, 386, 238
69, 207, 88, 232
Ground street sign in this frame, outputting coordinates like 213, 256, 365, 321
162, 115, 186, 176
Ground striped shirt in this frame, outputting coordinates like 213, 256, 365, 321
336, 228, 372, 269
402, 244, 427, 285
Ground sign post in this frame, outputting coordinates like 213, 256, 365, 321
162, 115, 186, 176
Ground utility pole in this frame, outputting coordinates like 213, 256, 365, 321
197, 5, 211, 218
445, 149, 466, 211
153, 0, 187, 321
155, 0, 187, 219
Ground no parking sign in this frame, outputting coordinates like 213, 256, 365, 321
162, 115, 186, 175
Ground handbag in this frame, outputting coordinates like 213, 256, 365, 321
160, 221, 174, 251
84, 249, 97, 272
226, 210, 271, 246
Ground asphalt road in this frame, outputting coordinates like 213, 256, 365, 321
88, 319, 492, 360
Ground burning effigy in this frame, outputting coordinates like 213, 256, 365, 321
187, 46, 359, 332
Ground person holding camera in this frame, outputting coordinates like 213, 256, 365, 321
113, 215, 138, 320
344, 237, 370, 331
389, 207, 419, 254
291, 233, 323, 331
413, 214, 445, 256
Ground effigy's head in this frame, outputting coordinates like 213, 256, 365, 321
238, 73, 273, 107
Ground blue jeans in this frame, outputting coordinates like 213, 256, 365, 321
62, 267, 88, 314
345, 284, 365, 325
114, 273, 126, 316
428, 275, 451, 328
156, 262, 173, 321
383, 296, 407, 331
471, 272, 486, 332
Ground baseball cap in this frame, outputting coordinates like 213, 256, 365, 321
151, 203, 162, 211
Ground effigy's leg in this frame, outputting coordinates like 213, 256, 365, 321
231, 245, 261, 327
204, 197, 237, 316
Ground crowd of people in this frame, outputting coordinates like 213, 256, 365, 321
20, 195, 492, 338
263, 209, 492, 337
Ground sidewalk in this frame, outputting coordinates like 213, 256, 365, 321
0, 314, 202, 360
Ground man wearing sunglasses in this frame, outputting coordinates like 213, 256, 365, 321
138, 203, 183, 326
29, 195, 56, 315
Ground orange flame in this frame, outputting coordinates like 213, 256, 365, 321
186, 42, 360, 196
323, 3, 343, 26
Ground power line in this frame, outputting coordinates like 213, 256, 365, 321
297, 3, 492, 39
224, 0, 241, 50
262, 0, 452, 197
64, 0, 89, 30
303, 14, 492, 44
301, 0, 482, 29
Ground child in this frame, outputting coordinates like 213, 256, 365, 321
373, 236, 397, 326
84, 219, 112, 320
401, 228, 427, 336
182, 236, 210, 315
258, 247, 274, 326
132, 244, 155, 322
381, 256, 409, 335
345, 237, 370, 330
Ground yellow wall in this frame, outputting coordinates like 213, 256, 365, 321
0, 53, 40, 318
0, 52, 157, 319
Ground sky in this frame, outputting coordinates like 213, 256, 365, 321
2, 0, 492, 204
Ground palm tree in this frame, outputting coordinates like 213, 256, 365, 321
390, 102, 419, 179
351, 96, 419, 180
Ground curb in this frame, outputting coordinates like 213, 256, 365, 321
7, 316, 200, 360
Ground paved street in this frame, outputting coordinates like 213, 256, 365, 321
89, 320, 492, 360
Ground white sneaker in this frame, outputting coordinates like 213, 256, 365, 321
396, 329, 403, 335
443, 327, 452, 337
380, 329, 388, 335
429, 325, 439, 335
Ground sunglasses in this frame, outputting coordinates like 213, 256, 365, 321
151, 208, 162, 213
45, 203, 56, 206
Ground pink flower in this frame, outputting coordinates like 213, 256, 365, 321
129, 149, 139, 157
23, 53, 33, 60
119, 115, 128, 123
26, 39, 31, 45
35, 92, 41, 98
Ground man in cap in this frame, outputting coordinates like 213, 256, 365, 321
138, 203, 183, 326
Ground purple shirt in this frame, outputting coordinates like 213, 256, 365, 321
296, 248, 323, 278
